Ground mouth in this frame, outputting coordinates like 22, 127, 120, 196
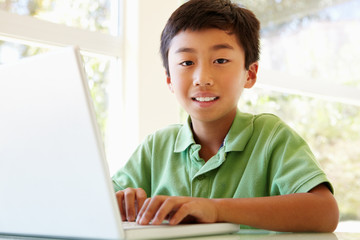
192, 96, 219, 102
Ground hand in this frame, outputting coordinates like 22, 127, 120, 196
115, 188, 147, 222
136, 196, 219, 225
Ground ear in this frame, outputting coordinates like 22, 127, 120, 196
244, 62, 258, 89
166, 71, 174, 93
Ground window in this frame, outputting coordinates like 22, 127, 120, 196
238, 0, 360, 231
0, 0, 123, 172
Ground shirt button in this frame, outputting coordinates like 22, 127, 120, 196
197, 175, 206, 181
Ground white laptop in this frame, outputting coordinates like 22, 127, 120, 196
0, 47, 240, 240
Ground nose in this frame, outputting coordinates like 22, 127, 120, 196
193, 63, 214, 87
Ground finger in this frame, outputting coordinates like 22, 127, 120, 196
136, 197, 151, 224
124, 189, 136, 221
115, 191, 126, 221
135, 188, 147, 215
152, 198, 178, 225
138, 196, 165, 225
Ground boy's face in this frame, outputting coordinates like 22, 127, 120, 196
166, 28, 258, 125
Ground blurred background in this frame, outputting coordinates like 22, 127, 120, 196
1, 0, 359, 231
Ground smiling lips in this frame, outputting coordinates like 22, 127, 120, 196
193, 96, 219, 102
191, 95, 220, 108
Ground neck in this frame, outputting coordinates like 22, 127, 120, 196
191, 111, 236, 162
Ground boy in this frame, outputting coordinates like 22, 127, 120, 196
112, 0, 339, 232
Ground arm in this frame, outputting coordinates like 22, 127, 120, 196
136, 184, 339, 232
214, 184, 339, 232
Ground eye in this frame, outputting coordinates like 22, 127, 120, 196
180, 61, 194, 66
214, 58, 229, 64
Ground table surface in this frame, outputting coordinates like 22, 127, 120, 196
0, 230, 359, 240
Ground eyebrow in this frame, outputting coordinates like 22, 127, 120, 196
175, 43, 234, 54
212, 43, 234, 51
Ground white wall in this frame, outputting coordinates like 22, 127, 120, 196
137, 1, 181, 139
110, 0, 181, 172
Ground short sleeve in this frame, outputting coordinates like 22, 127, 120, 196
111, 135, 153, 195
267, 121, 333, 195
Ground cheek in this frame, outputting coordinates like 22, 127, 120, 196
221, 74, 246, 97
170, 71, 192, 90
170, 77, 186, 96
173, 81, 189, 98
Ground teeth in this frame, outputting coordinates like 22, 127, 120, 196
195, 97, 217, 102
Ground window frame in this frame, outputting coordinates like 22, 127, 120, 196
0, 9, 122, 56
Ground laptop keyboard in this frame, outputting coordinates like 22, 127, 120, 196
122, 221, 170, 229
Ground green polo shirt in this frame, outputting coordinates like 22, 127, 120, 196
112, 110, 332, 215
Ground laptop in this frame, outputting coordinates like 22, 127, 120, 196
0, 47, 240, 239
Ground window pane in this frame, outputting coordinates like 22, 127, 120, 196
240, 0, 360, 89
0, 40, 50, 63
82, 54, 110, 138
0, 40, 110, 139
0, 0, 112, 33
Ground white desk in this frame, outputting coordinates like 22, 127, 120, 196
176, 230, 359, 240
0, 230, 359, 240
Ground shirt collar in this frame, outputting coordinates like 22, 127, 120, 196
174, 117, 196, 153
174, 110, 254, 153
224, 110, 254, 152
